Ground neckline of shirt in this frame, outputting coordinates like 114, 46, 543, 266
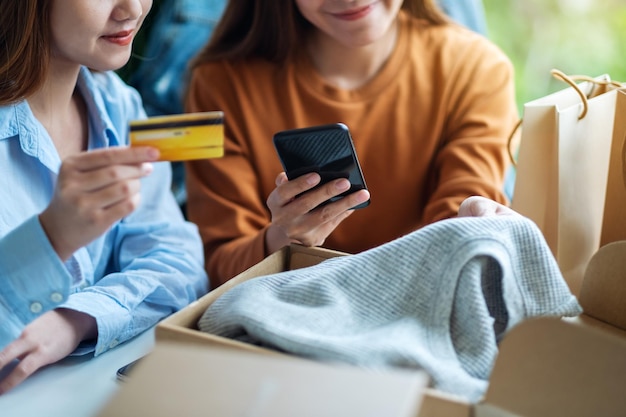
293, 11, 413, 104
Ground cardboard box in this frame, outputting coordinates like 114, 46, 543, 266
156, 243, 626, 417
97, 342, 428, 417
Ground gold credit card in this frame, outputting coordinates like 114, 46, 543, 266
129, 111, 224, 161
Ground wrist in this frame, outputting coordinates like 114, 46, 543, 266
56, 308, 98, 343
38, 212, 74, 261
265, 223, 293, 255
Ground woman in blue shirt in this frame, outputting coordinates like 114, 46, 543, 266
0, 0, 207, 392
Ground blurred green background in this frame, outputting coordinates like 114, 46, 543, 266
483, 0, 626, 113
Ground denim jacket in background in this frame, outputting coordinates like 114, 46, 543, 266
438, 0, 487, 34
128, 0, 227, 117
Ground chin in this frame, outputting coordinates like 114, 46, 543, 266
342, 27, 389, 48
90, 56, 132, 72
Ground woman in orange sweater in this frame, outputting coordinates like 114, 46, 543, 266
185, 0, 519, 288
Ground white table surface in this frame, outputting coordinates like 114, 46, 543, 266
0, 327, 154, 417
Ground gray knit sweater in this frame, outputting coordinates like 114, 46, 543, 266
198, 215, 582, 401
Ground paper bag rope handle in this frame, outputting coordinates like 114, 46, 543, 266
508, 69, 624, 167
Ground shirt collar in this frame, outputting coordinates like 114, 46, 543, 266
76, 66, 122, 148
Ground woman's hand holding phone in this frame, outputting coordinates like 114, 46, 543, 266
266, 123, 371, 253
265, 171, 370, 254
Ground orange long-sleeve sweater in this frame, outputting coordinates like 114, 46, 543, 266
185, 13, 519, 288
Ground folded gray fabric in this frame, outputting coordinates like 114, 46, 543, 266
198, 215, 582, 401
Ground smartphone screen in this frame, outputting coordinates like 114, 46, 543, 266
273, 123, 370, 209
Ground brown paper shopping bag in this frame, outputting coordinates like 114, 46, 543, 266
600, 90, 626, 246
511, 69, 626, 296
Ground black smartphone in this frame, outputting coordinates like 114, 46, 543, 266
116, 357, 144, 382
273, 123, 370, 209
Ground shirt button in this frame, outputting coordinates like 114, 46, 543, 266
50, 292, 63, 303
30, 302, 43, 314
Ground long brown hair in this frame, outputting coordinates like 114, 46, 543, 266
192, 0, 448, 66
0, 0, 51, 105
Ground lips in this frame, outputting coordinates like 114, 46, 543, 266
332, 4, 375, 21
102, 30, 134, 46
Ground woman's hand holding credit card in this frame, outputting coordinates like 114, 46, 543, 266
129, 111, 224, 161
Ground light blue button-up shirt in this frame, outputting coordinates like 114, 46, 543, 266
0, 67, 208, 355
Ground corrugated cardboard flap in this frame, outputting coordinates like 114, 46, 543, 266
476, 317, 626, 417
578, 240, 626, 330
97, 342, 428, 417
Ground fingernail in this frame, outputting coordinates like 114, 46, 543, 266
142, 162, 154, 174
146, 147, 160, 160
306, 173, 320, 185
336, 179, 350, 191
